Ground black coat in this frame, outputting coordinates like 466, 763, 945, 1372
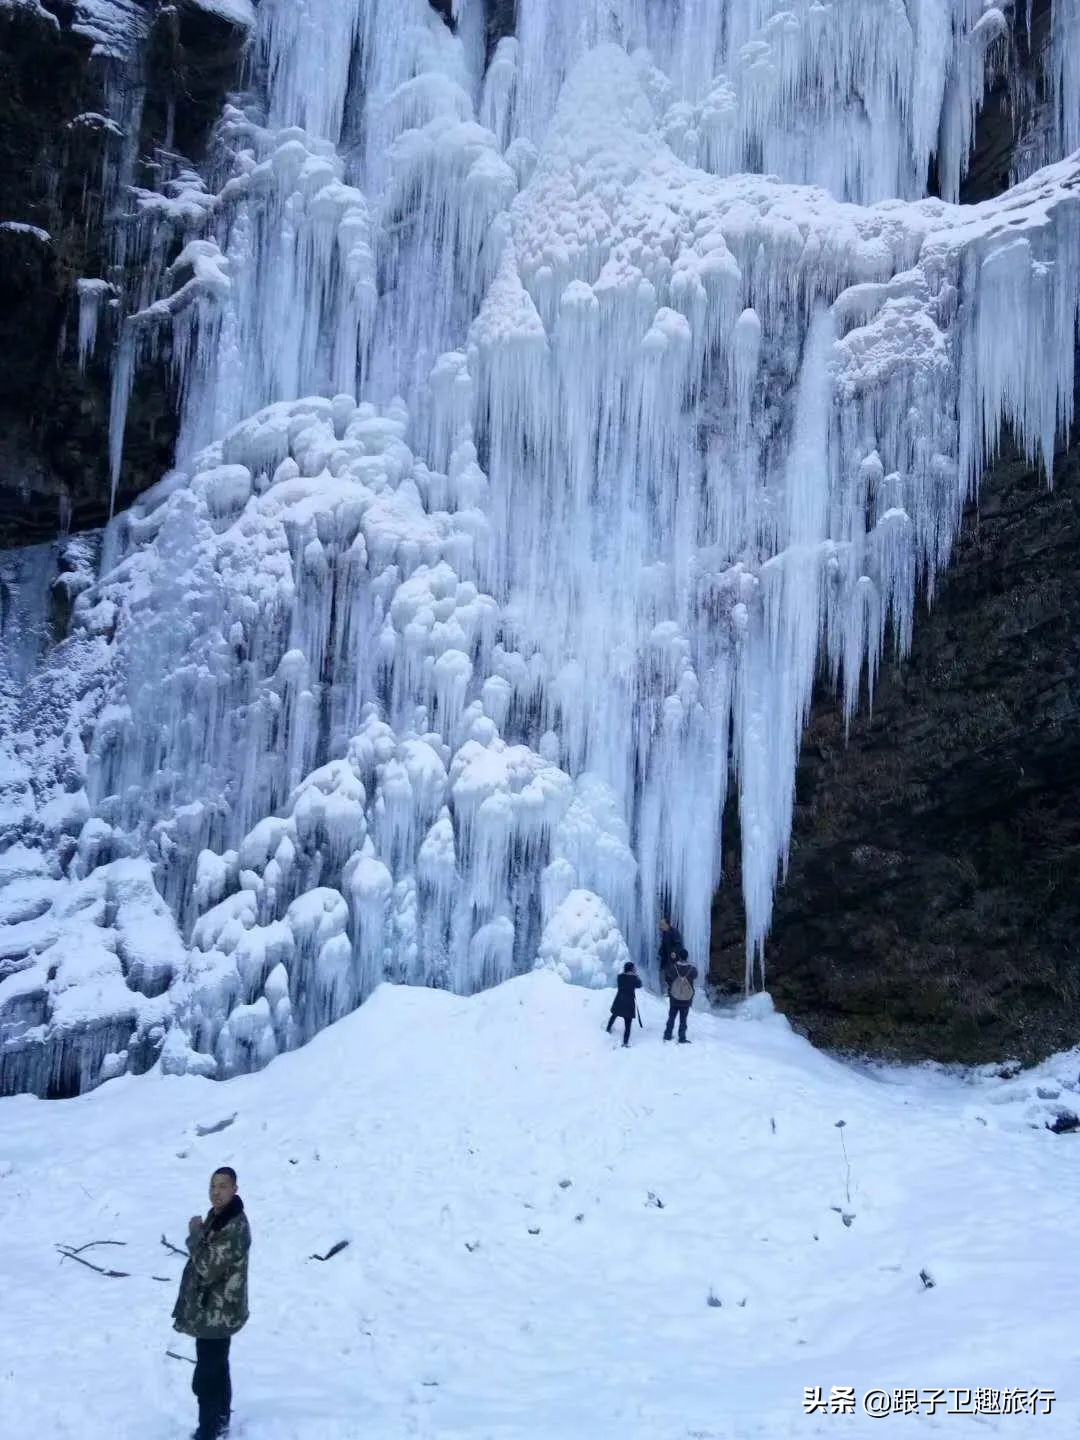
658, 925, 683, 967
610, 971, 642, 1019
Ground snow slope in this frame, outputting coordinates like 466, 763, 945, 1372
1, 971, 1076, 1439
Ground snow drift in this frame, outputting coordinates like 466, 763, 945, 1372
2, 0, 1080, 1094
1, 972, 1077, 1437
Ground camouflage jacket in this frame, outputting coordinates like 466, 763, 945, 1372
172, 1196, 251, 1339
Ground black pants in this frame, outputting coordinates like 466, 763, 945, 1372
664, 1000, 690, 1040
193, 1337, 232, 1438
607, 1013, 633, 1043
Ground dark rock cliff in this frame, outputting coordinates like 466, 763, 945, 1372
0, 0, 248, 545
0, 1, 506, 547
710, 426, 1080, 1065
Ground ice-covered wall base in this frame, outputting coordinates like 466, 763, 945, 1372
2, 0, 1080, 1094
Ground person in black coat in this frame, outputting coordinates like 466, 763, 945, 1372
606, 961, 642, 1047
658, 915, 683, 972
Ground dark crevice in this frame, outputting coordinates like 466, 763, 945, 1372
428, 0, 456, 30
483, 0, 517, 61
959, 0, 1054, 203
429, 0, 517, 62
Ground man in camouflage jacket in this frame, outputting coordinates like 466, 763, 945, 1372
173, 1166, 251, 1440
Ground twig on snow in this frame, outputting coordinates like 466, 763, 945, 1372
56, 1245, 129, 1278
310, 1239, 350, 1262
166, 1350, 196, 1365
195, 1112, 237, 1138
160, 1233, 187, 1257
835, 1120, 852, 1204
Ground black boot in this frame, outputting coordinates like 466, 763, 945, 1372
678, 1035, 690, 1044
194, 1422, 229, 1440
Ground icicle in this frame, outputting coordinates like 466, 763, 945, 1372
106, 322, 136, 514
76, 279, 112, 372
480, 36, 519, 150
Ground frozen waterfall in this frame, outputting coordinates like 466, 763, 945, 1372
2, 0, 1079, 1095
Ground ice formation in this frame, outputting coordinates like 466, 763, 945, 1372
1, 0, 1079, 1094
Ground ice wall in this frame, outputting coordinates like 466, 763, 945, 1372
2, 0, 1080, 1094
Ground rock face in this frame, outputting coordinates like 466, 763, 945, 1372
710, 427, 1080, 1065
0, 0, 248, 545
0, 1, 503, 548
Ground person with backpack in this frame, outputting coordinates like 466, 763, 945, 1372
663, 946, 698, 1043
606, 960, 642, 1047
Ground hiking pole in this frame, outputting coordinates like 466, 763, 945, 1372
636, 1005, 643, 1028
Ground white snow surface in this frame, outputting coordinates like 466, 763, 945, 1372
3, 1, 1080, 1092
1, 972, 1077, 1438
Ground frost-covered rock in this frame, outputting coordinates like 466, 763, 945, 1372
0, 858, 182, 1095
189, 0, 255, 27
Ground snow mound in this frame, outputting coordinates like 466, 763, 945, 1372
535, 888, 629, 988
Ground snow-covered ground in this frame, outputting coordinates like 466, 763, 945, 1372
1, 972, 1076, 1439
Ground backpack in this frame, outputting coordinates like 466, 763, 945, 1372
670, 965, 694, 1003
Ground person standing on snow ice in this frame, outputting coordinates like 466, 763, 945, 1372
606, 960, 642, 1047
662, 947, 698, 1044
658, 915, 683, 974
173, 1166, 252, 1440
